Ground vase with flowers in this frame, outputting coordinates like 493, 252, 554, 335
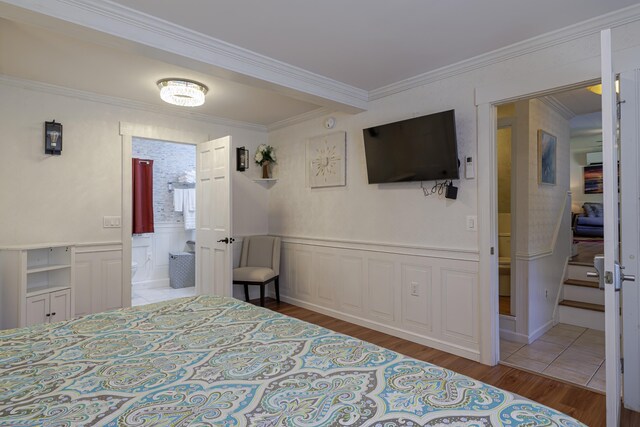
255, 144, 277, 179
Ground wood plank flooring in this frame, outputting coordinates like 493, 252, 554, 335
259, 298, 640, 427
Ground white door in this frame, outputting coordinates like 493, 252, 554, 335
25, 294, 49, 327
620, 70, 640, 411
601, 29, 636, 426
196, 136, 233, 297
50, 289, 71, 323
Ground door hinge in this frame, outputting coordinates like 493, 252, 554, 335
621, 358, 624, 374
490, 247, 495, 255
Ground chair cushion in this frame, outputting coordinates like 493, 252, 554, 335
576, 216, 603, 227
233, 267, 276, 282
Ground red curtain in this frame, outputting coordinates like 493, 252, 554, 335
132, 158, 154, 234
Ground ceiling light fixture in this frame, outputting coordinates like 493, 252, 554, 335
586, 81, 619, 95
157, 78, 208, 107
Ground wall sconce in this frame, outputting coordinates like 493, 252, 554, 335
236, 146, 249, 171
45, 120, 63, 155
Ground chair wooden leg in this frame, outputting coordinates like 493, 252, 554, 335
260, 284, 265, 307
275, 277, 280, 303
244, 284, 249, 302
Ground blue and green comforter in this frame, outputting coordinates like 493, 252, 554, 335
0, 296, 584, 426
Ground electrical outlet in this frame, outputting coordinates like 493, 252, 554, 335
545, 289, 549, 300
410, 282, 419, 297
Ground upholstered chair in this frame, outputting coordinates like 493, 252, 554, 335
233, 236, 281, 306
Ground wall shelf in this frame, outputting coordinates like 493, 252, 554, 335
253, 178, 277, 186
27, 264, 72, 274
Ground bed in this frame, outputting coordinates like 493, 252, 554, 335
1, 296, 584, 426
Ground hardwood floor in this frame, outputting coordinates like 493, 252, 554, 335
258, 298, 640, 427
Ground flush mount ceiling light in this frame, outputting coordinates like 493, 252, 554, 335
586, 81, 619, 95
157, 78, 208, 107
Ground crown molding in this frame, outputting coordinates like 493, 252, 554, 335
267, 107, 332, 132
539, 96, 576, 120
0, 0, 368, 111
0, 74, 268, 132
370, 4, 640, 100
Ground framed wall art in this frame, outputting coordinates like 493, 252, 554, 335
307, 131, 346, 188
584, 164, 603, 194
538, 129, 557, 185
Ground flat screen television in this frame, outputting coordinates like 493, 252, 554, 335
363, 109, 459, 184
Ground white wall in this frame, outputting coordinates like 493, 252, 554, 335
0, 80, 270, 309
523, 99, 571, 339
132, 224, 194, 287
267, 19, 640, 361
0, 82, 269, 246
501, 99, 572, 343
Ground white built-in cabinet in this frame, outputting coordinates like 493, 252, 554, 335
0, 244, 75, 330
25, 288, 71, 327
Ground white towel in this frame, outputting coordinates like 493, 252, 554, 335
186, 189, 196, 211
173, 189, 184, 212
183, 189, 196, 230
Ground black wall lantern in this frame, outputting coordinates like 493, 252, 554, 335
236, 146, 249, 171
45, 120, 63, 155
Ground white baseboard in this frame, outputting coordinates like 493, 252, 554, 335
499, 329, 529, 344
280, 294, 480, 362
132, 278, 169, 289
528, 319, 556, 344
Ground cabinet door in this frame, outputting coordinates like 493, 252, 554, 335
25, 294, 49, 327
50, 289, 71, 323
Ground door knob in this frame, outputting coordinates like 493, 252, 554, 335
217, 238, 229, 244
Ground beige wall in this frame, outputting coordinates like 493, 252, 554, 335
0, 82, 269, 246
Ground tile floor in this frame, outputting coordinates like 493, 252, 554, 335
500, 323, 605, 393
132, 284, 196, 306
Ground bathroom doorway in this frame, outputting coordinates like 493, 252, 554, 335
131, 137, 197, 306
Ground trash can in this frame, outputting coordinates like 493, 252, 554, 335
169, 252, 195, 289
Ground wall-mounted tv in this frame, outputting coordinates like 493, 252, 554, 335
363, 109, 459, 184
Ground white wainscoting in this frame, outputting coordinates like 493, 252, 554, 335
75, 242, 123, 317
132, 223, 195, 288
278, 236, 481, 361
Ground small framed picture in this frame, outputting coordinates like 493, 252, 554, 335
236, 147, 249, 171
538, 130, 556, 185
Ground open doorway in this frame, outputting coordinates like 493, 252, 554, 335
131, 137, 197, 306
496, 84, 606, 393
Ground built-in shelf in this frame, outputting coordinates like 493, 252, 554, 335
27, 285, 71, 298
27, 264, 72, 274
1, 244, 75, 329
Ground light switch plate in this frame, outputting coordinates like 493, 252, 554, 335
466, 215, 477, 231
103, 216, 121, 228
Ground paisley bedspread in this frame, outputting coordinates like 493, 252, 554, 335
0, 296, 584, 426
